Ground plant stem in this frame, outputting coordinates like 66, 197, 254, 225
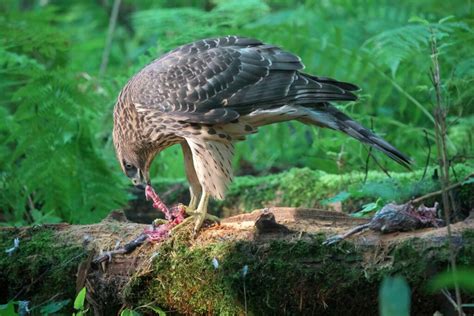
99, 0, 122, 77
243, 278, 247, 316
430, 28, 463, 315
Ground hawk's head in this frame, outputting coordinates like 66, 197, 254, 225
112, 103, 154, 190
113, 135, 153, 190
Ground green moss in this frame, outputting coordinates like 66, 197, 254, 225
125, 237, 243, 315
278, 168, 324, 206
124, 235, 374, 314
123, 226, 474, 315
0, 227, 85, 305
227, 239, 368, 314
459, 229, 474, 267
223, 163, 473, 213
222, 173, 279, 211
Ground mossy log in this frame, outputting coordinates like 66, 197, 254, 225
1, 208, 474, 315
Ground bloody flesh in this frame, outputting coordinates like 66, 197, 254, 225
145, 185, 172, 220
144, 185, 186, 242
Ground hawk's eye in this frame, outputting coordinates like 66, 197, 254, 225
124, 162, 134, 170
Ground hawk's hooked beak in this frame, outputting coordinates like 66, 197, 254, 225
131, 169, 150, 190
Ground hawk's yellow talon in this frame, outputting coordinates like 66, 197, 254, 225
152, 218, 168, 227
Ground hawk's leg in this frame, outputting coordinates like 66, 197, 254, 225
188, 187, 200, 211
181, 141, 202, 211
171, 191, 220, 236
193, 191, 210, 234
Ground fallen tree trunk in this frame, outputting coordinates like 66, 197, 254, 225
1, 208, 473, 315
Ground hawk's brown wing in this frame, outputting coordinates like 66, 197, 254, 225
129, 36, 358, 124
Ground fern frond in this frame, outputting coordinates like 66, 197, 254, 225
363, 20, 470, 76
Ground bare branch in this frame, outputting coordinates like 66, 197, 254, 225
99, 0, 122, 77
411, 174, 473, 204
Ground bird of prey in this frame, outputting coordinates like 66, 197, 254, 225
113, 36, 410, 235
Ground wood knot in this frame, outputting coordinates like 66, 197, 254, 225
255, 209, 290, 235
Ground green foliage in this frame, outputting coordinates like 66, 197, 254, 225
321, 191, 351, 205
120, 305, 166, 316
0, 5, 127, 224
39, 299, 71, 314
73, 287, 87, 313
324, 165, 447, 205
0, 301, 17, 316
121, 309, 143, 316
0, 0, 472, 225
428, 268, 474, 293
379, 276, 411, 316
351, 198, 384, 218
363, 17, 470, 77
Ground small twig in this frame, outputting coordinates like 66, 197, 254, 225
363, 119, 377, 183
366, 148, 391, 178
422, 129, 431, 180
441, 289, 462, 314
99, 0, 121, 76
323, 223, 371, 245
363, 146, 373, 184
30, 292, 64, 312
447, 116, 461, 129
411, 174, 473, 204
363, 117, 391, 178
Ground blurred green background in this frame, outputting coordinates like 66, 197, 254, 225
0, 0, 472, 224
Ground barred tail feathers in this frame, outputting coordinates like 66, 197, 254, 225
300, 105, 411, 168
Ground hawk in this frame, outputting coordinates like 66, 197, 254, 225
113, 36, 410, 234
